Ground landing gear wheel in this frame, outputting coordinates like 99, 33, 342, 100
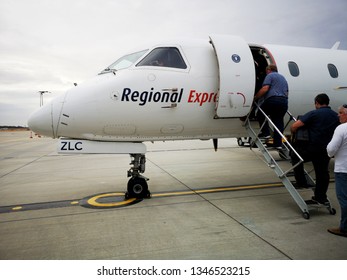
237, 137, 252, 147
237, 138, 245, 147
126, 177, 150, 199
303, 211, 310, 219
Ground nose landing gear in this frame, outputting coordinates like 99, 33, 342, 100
125, 153, 151, 199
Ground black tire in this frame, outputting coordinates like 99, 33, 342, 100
237, 138, 244, 146
127, 177, 148, 198
303, 211, 310, 219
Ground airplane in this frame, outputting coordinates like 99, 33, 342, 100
28, 34, 347, 199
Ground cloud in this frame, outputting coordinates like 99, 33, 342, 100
0, 0, 346, 125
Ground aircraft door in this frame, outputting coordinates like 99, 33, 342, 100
210, 35, 255, 118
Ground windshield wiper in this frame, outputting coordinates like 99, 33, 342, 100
99, 67, 117, 75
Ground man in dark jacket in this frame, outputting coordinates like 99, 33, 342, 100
290, 93, 339, 204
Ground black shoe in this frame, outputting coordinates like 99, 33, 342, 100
278, 148, 290, 160
303, 183, 314, 189
292, 182, 302, 189
266, 142, 282, 148
312, 196, 329, 205
292, 182, 313, 189
258, 133, 270, 139
293, 181, 314, 189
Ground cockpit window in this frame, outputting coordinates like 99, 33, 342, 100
100, 50, 148, 74
136, 47, 187, 69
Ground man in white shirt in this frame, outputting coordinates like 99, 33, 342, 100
327, 104, 347, 237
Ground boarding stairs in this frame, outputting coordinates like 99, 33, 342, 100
242, 104, 336, 219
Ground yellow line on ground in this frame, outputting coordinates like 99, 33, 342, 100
87, 193, 136, 207
84, 183, 283, 208
151, 183, 283, 198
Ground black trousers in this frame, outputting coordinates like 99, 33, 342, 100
257, 97, 288, 147
291, 142, 330, 201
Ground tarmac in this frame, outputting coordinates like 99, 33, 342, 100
0, 130, 346, 260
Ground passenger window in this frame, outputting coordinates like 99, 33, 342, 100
137, 47, 187, 69
288, 61, 300, 77
327, 63, 338, 78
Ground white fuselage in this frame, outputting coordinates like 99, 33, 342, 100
28, 36, 347, 142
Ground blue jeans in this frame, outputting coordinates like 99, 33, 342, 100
335, 172, 347, 231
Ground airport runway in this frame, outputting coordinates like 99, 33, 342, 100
0, 131, 346, 260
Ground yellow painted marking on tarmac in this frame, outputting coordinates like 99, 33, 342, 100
0, 183, 283, 212
87, 192, 136, 207
151, 183, 283, 198
152, 191, 196, 197
84, 183, 283, 208
196, 183, 283, 193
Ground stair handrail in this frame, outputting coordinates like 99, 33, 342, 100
245, 103, 304, 178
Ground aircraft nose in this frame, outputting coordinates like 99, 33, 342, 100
28, 94, 65, 138
28, 103, 55, 138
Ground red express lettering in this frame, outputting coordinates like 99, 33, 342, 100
188, 90, 217, 106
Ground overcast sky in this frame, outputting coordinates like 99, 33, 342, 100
1, 0, 346, 126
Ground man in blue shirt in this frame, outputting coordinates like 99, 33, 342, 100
291, 93, 339, 204
255, 64, 289, 149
